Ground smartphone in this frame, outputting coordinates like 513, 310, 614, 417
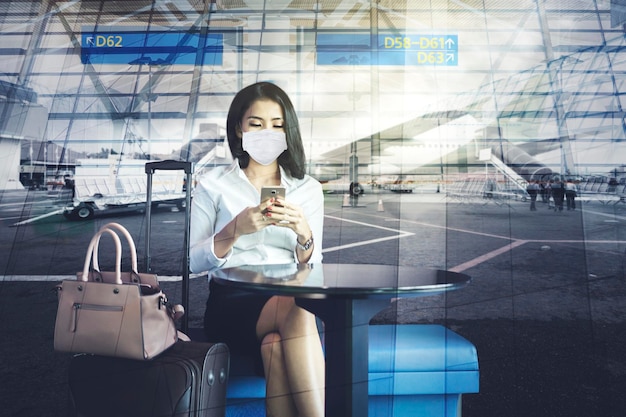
260, 186, 286, 203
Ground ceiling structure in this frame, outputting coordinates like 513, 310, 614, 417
0, 0, 625, 179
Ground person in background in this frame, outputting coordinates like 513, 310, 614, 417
527, 180, 540, 211
63, 174, 75, 198
545, 179, 553, 208
190, 82, 325, 417
565, 179, 577, 210
551, 177, 566, 212
540, 179, 548, 203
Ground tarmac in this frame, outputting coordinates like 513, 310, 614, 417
1, 190, 626, 416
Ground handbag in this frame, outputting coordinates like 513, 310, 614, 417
80, 222, 159, 288
54, 222, 182, 360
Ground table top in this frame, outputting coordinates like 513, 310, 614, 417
211, 263, 470, 299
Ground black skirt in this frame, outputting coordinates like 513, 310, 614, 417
204, 279, 271, 375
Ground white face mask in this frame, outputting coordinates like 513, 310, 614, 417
242, 129, 288, 165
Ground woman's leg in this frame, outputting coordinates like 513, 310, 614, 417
261, 332, 297, 417
257, 296, 325, 417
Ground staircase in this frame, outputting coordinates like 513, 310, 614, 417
487, 153, 529, 194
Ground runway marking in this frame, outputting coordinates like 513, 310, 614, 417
584, 208, 626, 221
524, 239, 626, 244
321, 233, 414, 253
0, 274, 198, 282
449, 237, 626, 273
0, 199, 67, 208
333, 211, 626, 273
322, 215, 414, 253
346, 211, 513, 241
5, 204, 626, 281
0, 215, 25, 221
324, 214, 412, 234
1, 275, 75, 282
448, 240, 528, 273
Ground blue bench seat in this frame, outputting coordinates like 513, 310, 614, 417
226, 324, 479, 417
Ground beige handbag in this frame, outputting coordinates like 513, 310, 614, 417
54, 222, 181, 360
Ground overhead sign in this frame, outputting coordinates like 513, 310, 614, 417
317, 33, 458, 66
81, 28, 223, 65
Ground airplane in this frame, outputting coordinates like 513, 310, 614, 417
310, 110, 560, 198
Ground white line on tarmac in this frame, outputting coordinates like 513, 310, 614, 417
324, 214, 414, 234
322, 232, 414, 253
6, 210, 626, 281
0, 274, 202, 282
331, 211, 626, 273
345, 211, 513, 241
321, 214, 415, 253
0, 216, 25, 221
449, 240, 528, 273
582, 209, 626, 221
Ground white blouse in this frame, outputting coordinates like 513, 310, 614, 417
189, 160, 324, 274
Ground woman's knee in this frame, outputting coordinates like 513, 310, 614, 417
262, 332, 281, 344
261, 332, 282, 351
258, 297, 318, 339
260, 332, 284, 364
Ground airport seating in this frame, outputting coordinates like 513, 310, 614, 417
224, 324, 479, 417
446, 178, 481, 202
575, 178, 623, 205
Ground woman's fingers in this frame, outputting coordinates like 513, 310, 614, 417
266, 199, 310, 234
265, 199, 294, 221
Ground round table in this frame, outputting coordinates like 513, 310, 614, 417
212, 263, 471, 417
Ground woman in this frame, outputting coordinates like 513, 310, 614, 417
189, 82, 325, 417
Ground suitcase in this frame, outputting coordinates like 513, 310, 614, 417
67, 160, 231, 416
68, 341, 230, 417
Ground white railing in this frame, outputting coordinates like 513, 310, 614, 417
487, 153, 529, 194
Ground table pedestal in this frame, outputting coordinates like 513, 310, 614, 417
297, 297, 391, 417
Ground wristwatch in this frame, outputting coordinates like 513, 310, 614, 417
296, 235, 314, 251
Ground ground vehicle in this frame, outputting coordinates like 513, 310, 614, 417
64, 157, 186, 220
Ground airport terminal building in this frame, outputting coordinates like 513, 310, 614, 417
1, 2, 626, 417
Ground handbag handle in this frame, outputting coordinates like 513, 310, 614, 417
81, 228, 123, 284
92, 223, 139, 275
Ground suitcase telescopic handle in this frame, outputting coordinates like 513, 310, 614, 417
145, 160, 193, 333
145, 160, 194, 174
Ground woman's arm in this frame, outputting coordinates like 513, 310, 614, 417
213, 205, 270, 258
190, 182, 275, 273
189, 184, 224, 273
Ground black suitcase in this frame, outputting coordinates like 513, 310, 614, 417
68, 341, 230, 417
68, 161, 231, 417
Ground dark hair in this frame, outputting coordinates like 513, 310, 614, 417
226, 82, 306, 179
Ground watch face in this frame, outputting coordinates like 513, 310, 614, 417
298, 236, 313, 250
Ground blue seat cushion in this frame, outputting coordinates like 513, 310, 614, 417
226, 324, 478, 399
368, 324, 479, 395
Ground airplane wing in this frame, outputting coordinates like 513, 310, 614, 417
312, 105, 565, 183
315, 110, 476, 168
313, 109, 495, 182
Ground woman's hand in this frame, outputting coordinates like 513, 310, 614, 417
232, 199, 276, 237
213, 200, 273, 257
264, 198, 312, 243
